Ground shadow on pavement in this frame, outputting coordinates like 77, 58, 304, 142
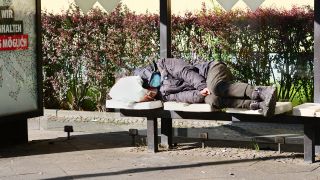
0, 131, 133, 158
43, 154, 305, 180
0, 128, 305, 159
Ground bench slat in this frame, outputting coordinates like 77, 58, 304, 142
163, 102, 215, 112
292, 103, 320, 117
106, 100, 163, 110
164, 102, 292, 115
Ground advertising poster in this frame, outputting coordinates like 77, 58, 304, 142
0, 0, 41, 118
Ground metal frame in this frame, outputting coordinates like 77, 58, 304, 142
315, 0, 320, 103
160, 0, 172, 59
0, 0, 43, 120
159, 0, 319, 102
156, 0, 320, 163
121, 108, 320, 163
0, 0, 42, 146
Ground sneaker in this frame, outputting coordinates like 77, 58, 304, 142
249, 101, 260, 110
250, 100, 276, 117
251, 90, 260, 101
254, 86, 277, 106
260, 101, 275, 117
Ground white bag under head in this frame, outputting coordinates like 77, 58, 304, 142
109, 76, 147, 103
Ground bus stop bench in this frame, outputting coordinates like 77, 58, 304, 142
106, 100, 320, 163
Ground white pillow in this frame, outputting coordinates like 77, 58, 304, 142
109, 76, 147, 103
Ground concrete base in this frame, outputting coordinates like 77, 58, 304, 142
0, 117, 28, 147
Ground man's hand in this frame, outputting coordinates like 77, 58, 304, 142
139, 88, 158, 102
200, 88, 211, 96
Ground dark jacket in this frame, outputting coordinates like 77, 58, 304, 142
134, 58, 215, 103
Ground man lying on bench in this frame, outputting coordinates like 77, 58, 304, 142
133, 58, 277, 117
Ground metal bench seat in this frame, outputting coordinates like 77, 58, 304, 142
105, 100, 163, 110
164, 101, 293, 115
106, 100, 293, 115
106, 100, 320, 163
293, 103, 320, 117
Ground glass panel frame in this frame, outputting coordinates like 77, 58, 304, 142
314, 0, 320, 103
0, 0, 42, 119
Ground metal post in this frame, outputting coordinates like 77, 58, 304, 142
304, 123, 315, 163
161, 118, 173, 149
313, 0, 320, 155
314, 0, 320, 102
147, 118, 158, 152
160, 0, 172, 58
159, 0, 172, 151
316, 125, 320, 145
129, 129, 138, 146
200, 132, 209, 149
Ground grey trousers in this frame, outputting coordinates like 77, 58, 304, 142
204, 62, 254, 109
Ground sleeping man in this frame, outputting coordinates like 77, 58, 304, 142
133, 58, 277, 117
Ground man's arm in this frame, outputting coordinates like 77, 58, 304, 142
164, 90, 205, 103
158, 58, 207, 91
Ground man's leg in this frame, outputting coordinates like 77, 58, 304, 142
206, 63, 254, 99
214, 81, 254, 99
206, 63, 276, 103
205, 94, 252, 109
206, 63, 277, 116
204, 93, 276, 117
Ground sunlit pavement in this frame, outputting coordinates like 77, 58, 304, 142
0, 122, 319, 180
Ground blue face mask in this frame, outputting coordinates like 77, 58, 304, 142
149, 73, 161, 88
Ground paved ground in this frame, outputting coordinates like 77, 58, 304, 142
0, 120, 319, 180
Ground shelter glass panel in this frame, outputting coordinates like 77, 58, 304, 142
0, 0, 39, 117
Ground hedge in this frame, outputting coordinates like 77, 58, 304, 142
42, 4, 314, 111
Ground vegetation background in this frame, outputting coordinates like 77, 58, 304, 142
42, 4, 314, 111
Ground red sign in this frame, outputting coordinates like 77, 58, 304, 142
0, 34, 28, 51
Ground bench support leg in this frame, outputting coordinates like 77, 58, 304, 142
304, 123, 315, 163
147, 118, 158, 153
161, 118, 173, 149
316, 125, 320, 146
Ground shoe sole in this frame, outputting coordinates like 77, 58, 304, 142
263, 87, 277, 117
